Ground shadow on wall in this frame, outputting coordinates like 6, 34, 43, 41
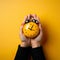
41, 20, 49, 45
41, 20, 50, 60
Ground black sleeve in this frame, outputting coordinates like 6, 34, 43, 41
31, 46, 46, 60
14, 45, 31, 60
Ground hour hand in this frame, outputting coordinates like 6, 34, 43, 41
28, 27, 34, 31
28, 28, 32, 30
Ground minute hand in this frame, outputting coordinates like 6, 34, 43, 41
31, 25, 33, 29
28, 26, 34, 31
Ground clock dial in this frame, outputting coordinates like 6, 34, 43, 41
23, 22, 40, 38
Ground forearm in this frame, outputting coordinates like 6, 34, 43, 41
31, 46, 45, 60
14, 45, 31, 60
31, 40, 45, 60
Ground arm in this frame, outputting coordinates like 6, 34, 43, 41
31, 14, 46, 60
31, 46, 45, 60
14, 45, 31, 60
14, 15, 31, 60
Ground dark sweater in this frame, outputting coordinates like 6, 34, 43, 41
14, 45, 45, 60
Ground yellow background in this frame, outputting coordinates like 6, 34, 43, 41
0, 0, 60, 60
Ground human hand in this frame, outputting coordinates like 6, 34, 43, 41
30, 14, 43, 48
19, 15, 31, 47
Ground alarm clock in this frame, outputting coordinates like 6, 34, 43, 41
23, 19, 40, 38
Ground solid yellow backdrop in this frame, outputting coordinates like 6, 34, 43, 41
0, 0, 60, 60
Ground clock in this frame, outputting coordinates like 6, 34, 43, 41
23, 19, 40, 38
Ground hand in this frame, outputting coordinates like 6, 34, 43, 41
30, 14, 43, 48
19, 15, 31, 47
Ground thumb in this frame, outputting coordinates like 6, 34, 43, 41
34, 23, 43, 41
20, 24, 23, 33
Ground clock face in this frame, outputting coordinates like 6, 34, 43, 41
23, 22, 40, 38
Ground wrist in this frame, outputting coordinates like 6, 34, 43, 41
31, 40, 41, 48
32, 45, 41, 48
20, 42, 29, 47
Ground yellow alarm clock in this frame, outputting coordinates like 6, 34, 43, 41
23, 19, 40, 38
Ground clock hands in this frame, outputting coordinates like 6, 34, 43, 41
31, 25, 33, 29
28, 25, 34, 31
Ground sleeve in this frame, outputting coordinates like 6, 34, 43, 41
14, 45, 31, 60
31, 46, 46, 60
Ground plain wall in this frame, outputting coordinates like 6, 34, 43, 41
0, 0, 60, 60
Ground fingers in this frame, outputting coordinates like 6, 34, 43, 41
31, 14, 40, 23
28, 14, 31, 19
20, 14, 43, 42
20, 25, 23, 36
32, 14, 37, 19
22, 14, 31, 24
34, 22, 43, 41
34, 29, 43, 41
20, 25, 27, 41
20, 23, 31, 41
22, 16, 28, 24
39, 23, 42, 31
20, 14, 31, 41
22, 14, 40, 25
